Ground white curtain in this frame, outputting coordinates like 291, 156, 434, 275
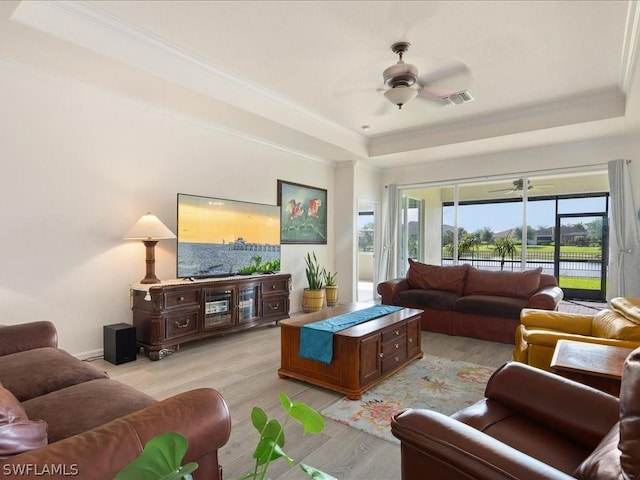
607, 159, 640, 298
377, 184, 399, 285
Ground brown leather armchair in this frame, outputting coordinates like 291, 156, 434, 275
390, 347, 640, 480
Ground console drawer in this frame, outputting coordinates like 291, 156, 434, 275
165, 311, 198, 339
164, 290, 199, 309
262, 278, 289, 295
382, 324, 407, 343
261, 296, 288, 318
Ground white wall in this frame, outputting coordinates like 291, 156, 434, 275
0, 62, 336, 356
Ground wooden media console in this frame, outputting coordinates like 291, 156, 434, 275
278, 303, 423, 400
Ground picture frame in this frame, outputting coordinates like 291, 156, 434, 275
277, 180, 327, 244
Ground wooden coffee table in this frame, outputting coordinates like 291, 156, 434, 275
550, 339, 633, 396
278, 303, 423, 400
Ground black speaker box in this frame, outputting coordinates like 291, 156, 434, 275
103, 323, 137, 365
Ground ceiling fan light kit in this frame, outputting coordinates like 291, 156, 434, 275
384, 85, 418, 109
381, 41, 472, 110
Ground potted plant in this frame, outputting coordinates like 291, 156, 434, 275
324, 270, 338, 307
236, 392, 336, 480
303, 252, 325, 312
116, 394, 336, 480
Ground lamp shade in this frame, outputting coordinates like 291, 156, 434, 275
384, 85, 418, 108
124, 213, 176, 240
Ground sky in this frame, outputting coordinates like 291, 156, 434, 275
442, 196, 607, 233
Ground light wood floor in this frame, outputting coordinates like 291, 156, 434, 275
92, 321, 514, 480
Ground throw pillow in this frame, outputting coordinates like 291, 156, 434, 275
464, 266, 542, 299
406, 260, 468, 294
0, 386, 47, 458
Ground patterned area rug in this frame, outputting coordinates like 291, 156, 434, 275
321, 354, 495, 445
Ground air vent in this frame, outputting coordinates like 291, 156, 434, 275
440, 91, 473, 106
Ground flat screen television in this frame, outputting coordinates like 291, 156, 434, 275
177, 193, 281, 278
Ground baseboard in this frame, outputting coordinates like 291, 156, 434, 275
75, 348, 103, 361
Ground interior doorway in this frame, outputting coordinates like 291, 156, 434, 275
357, 200, 378, 303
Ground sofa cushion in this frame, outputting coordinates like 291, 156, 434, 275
0, 386, 47, 458
394, 288, 461, 311
454, 295, 528, 320
591, 310, 640, 341
464, 267, 542, 299
22, 378, 155, 443
0, 348, 108, 402
406, 260, 468, 295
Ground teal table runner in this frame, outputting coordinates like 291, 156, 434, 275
299, 305, 403, 364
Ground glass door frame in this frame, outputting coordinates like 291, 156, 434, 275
554, 212, 608, 301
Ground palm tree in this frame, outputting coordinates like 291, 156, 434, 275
493, 236, 518, 270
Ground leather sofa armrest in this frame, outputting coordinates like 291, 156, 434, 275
0, 388, 231, 480
0, 322, 58, 356
391, 409, 575, 480
527, 286, 564, 310
484, 362, 619, 449
520, 329, 639, 350
377, 278, 410, 305
521, 308, 594, 335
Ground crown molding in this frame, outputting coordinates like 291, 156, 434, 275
368, 87, 626, 157
620, 0, 640, 92
11, 0, 368, 158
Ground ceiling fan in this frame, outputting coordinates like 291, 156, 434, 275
380, 41, 472, 109
488, 179, 555, 195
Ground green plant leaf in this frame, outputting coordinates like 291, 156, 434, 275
289, 402, 324, 433
251, 407, 268, 432
253, 437, 293, 466
261, 418, 285, 447
279, 391, 324, 433
115, 432, 197, 480
300, 463, 338, 480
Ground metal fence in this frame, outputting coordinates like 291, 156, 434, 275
441, 250, 603, 277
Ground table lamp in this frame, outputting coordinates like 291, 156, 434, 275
124, 212, 176, 284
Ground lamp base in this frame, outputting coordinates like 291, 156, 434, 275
140, 240, 161, 285
139, 276, 161, 284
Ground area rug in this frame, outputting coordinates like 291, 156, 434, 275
321, 355, 495, 445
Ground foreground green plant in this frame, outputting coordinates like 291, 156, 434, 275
115, 431, 197, 480
236, 392, 337, 480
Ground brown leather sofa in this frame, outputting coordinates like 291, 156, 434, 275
0, 321, 231, 479
378, 260, 563, 343
514, 297, 640, 371
390, 347, 640, 480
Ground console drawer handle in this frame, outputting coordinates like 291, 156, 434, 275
394, 343, 400, 349
394, 329, 400, 336
409, 338, 413, 343
175, 319, 190, 329
268, 303, 279, 311
178, 296, 185, 302
379, 353, 384, 358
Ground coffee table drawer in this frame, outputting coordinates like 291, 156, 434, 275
382, 335, 406, 357
383, 349, 408, 373
382, 324, 406, 343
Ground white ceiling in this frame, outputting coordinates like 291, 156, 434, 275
2, 1, 639, 168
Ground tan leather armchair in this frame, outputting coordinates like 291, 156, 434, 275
513, 297, 640, 371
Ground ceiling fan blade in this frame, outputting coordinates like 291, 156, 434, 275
374, 100, 394, 116
417, 61, 471, 90
488, 187, 517, 193
417, 86, 450, 103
